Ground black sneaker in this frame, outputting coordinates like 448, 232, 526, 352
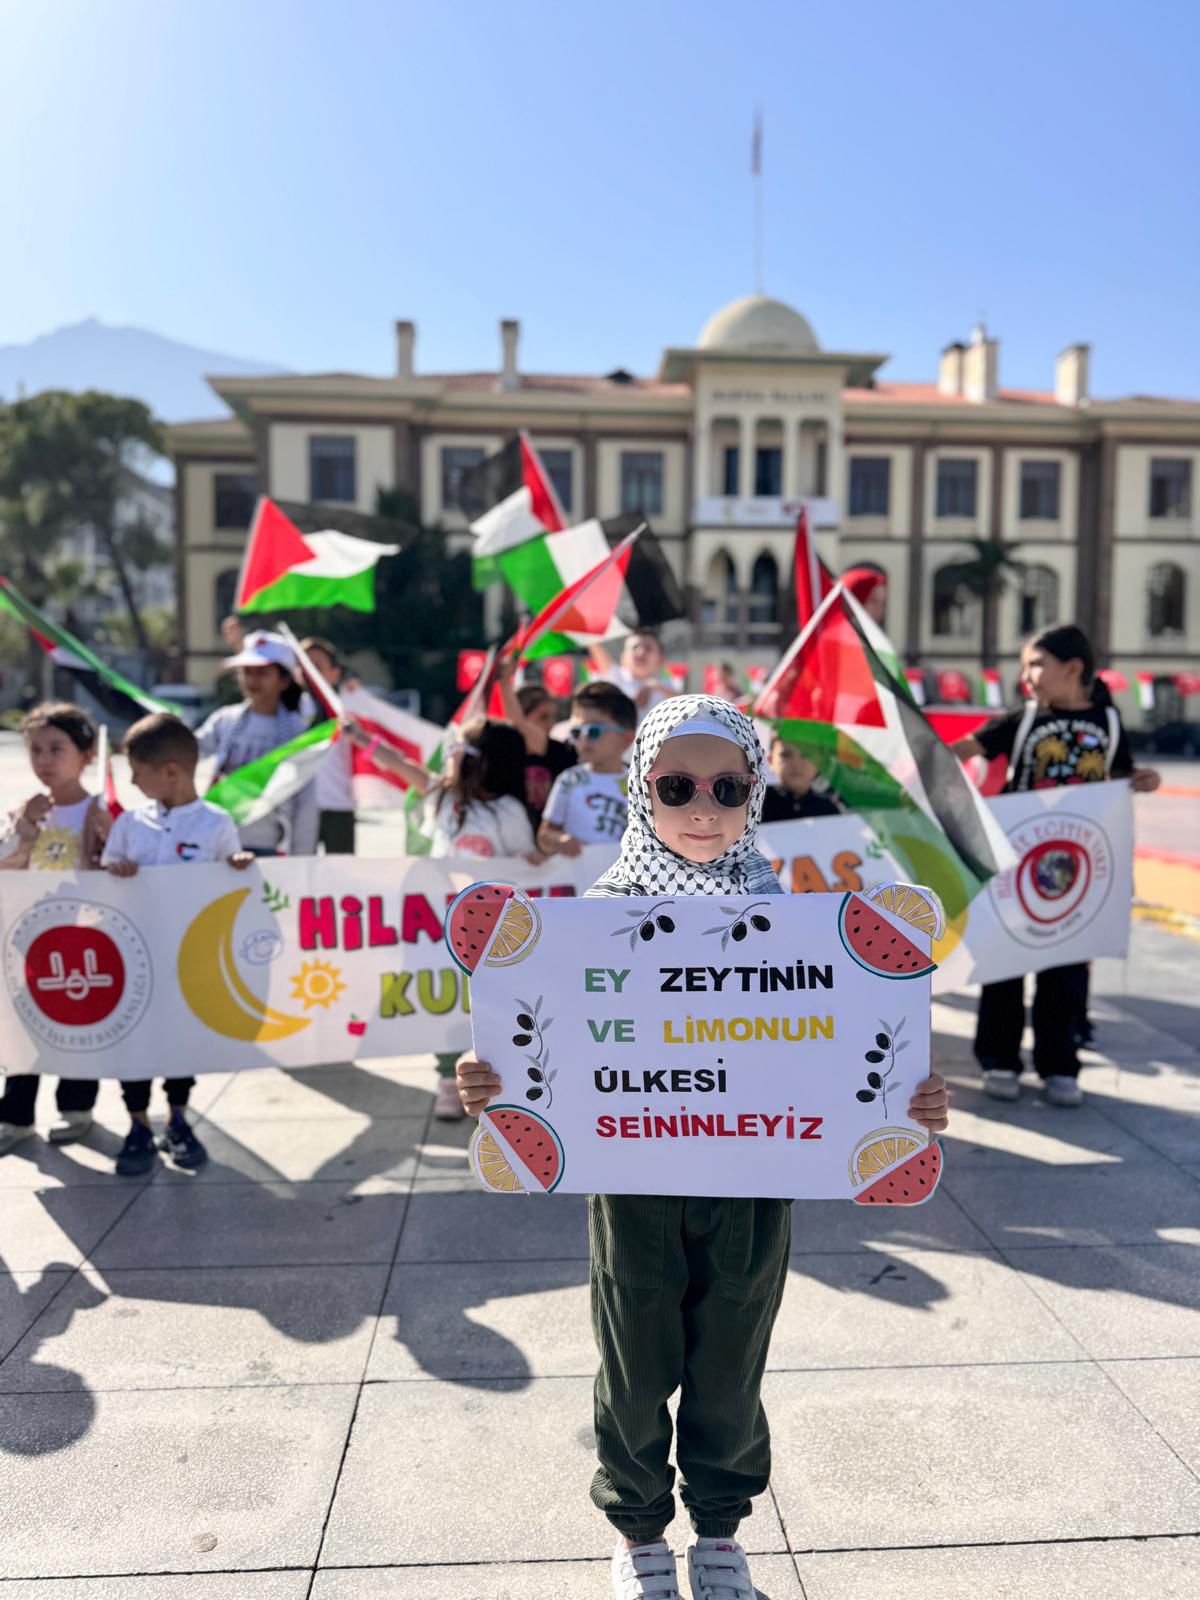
115, 1120, 159, 1177
160, 1112, 208, 1170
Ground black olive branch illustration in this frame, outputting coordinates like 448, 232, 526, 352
701, 901, 772, 951
612, 901, 677, 950
513, 995, 556, 1108
854, 1015, 908, 1117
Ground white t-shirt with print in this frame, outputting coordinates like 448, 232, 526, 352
422, 790, 534, 860
543, 766, 629, 845
102, 799, 242, 868
29, 797, 95, 872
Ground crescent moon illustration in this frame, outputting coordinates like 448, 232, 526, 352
177, 889, 311, 1042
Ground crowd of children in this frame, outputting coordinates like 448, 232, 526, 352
0, 609, 1169, 1594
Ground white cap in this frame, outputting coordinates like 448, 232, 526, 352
660, 714, 743, 747
222, 630, 297, 672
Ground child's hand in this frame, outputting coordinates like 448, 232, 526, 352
228, 851, 255, 870
908, 1072, 949, 1133
106, 859, 138, 878
555, 831, 583, 858
456, 1053, 501, 1117
342, 715, 369, 748
20, 794, 51, 831
1131, 767, 1161, 793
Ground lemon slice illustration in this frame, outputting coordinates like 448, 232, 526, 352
865, 882, 946, 940
849, 1127, 924, 1186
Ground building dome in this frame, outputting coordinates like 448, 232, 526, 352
697, 293, 820, 356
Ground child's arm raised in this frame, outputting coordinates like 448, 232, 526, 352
455, 1053, 502, 1118
343, 716, 433, 794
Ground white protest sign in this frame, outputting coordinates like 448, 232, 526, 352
455, 883, 942, 1203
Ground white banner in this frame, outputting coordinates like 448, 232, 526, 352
0, 784, 1131, 1079
464, 890, 937, 1201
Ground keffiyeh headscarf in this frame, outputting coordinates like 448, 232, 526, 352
595, 693, 772, 896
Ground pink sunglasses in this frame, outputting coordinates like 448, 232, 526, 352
645, 771, 761, 808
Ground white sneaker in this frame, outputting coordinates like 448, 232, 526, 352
433, 1075, 465, 1120
48, 1111, 94, 1144
1044, 1075, 1084, 1108
612, 1539, 681, 1600
0, 1121, 36, 1156
687, 1537, 756, 1600
983, 1069, 1020, 1102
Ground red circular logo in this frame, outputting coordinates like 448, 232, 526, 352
1015, 839, 1092, 925
24, 926, 126, 1025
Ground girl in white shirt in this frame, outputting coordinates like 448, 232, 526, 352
344, 713, 540, 1119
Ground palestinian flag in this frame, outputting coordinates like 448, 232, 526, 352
481, 509, 684, 641
793, 504, 834, 629
206, 722, 337, 829
0, 577, 180, 724
237, 499, 398, 615
755, 585, 1013, 922
462, 434, 567, 589
510, 524, 642, 660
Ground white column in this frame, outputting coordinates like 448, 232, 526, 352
739, 415, 753, 498
826, 417, 845, 524
694, 420, 710, 509
781, 414, 798, 499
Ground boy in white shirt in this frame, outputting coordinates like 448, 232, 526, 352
537, 683, 637, 857
103, 713, 253, 1176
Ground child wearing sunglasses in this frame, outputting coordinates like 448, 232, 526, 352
456, 695, 950, 1600
537, 683, 637, 857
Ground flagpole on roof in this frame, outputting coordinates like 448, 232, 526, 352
752, 108, 764, 294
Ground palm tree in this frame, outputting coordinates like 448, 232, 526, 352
953, 538, 1025, 667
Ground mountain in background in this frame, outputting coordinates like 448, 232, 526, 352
0, 317, 288, 422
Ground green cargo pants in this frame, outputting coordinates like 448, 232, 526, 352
587, 1192, 791, 1543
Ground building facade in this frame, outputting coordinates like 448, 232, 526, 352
167, 295, 1199, 725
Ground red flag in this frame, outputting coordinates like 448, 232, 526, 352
754, 586, 885, 729
456, 649, 488, 692
793, 505, 834, 630
540, 657, 575, 699
937, 669, 972, 704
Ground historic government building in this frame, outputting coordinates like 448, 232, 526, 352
168, 294, 1199, 725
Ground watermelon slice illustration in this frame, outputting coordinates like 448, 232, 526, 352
472, 1105, 565, 1194
445, 882, 541, 974
852, 1140, 942, 1207
838, 891, 936, 980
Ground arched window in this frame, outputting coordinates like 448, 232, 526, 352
702, 550, 737, 627
213, 569, 239, 635
748, 552, 779, 625
1147, 562, 1186, 639
931, 564, 976, 638
1019, 564, 1059, 634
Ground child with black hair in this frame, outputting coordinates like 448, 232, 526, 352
0, 703, 108, 1153
195, 630, 318, 855
456, 695, 949, 1600
298, 635, 361, 855
952, 624, 1160, 1107
102, 712, 254, 1175
497, 661, 578, 825
538, 682, 637, 856
344, 712, 540, 1119
760, 734, 844, 824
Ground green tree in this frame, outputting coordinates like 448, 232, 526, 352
951, 538, 1025, 667
0, 390, 165, 653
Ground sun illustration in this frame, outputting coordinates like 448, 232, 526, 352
288, 960, 347, 1011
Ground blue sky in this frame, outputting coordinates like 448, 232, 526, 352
2, 0, 1196, 397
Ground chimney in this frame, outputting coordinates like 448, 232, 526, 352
395, 320, 415, 379
962, 321, 998, 403
938, 342, 965, 397
1055, 343, 1090, 407
499, 318, 520, 390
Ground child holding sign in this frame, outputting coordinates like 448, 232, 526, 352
458, 695, 949, 1600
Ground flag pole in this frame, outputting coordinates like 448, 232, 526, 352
278, 621, 345, 720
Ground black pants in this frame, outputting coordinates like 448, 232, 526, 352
0, 1075, 98, 1127
319, 810, 356, 854
975, 962, 1087, 1080
121, 1078, 196, 1115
